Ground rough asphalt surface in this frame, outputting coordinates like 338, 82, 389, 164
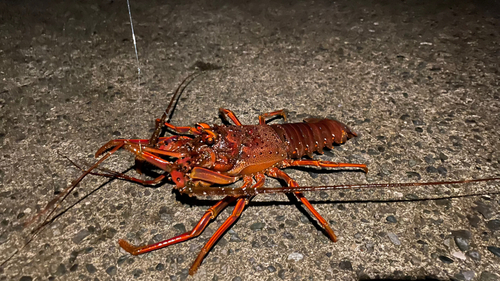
1, 0, 500, 280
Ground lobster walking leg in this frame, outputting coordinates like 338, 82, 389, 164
219, 108, 288, 126
267, 167, 338, 242
189, 196, 251, 275
119, 196, 238, 255
163, 122, 200, 134
285, 159, 368, 173
259, 109, 287, 124
219, 108, 243, 126
95, 140, 179, 172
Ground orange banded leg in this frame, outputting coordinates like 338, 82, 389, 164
285, 159, 368, 173
119, 196, 238, 255
189, 196, 250, 275
252, 173, 266, 189
259, 109, 288, 125
96, 139, 184, 158
95, 140, 181, 172
219, 108, 243, 126
163, 122, 200, 134
267, 167, 338, 242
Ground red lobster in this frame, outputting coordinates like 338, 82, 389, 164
17, 74, 500, 275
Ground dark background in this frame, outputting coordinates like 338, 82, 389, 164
0, 0, 499, 280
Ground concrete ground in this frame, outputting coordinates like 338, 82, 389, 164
1, 0, 499, 280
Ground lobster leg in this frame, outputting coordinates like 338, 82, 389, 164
163, 122, 200, 134
190, 167, 240, 185
119, 196, 238, 255
219, 108, 243, 126
259, 109, 287, 124
95, 140, 180, 172
96, 139, 184, 158
267, 167, 338, 242
284, 159, 368, 173
189, 196, 250, 275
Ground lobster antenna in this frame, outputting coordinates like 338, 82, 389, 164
126, 0, 141, 89
0, 145, 126, 267
188, 177, 500, 197
149, 72, 202, 146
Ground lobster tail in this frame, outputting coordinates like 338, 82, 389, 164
270, 118, 357, 159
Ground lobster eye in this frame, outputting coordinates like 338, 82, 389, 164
201, 129, 218, 146
202, 134, 215, 145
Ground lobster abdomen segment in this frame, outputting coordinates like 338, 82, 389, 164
270, 118, 357, 159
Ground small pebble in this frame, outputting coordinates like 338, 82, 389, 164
339, 260, 353, 271
287, 252, 303, 262
439, 152, 448, 161
72, 229, 91, 244
285, 219, 298, 227
474, 201, 494, 219
319, 191, 329, 199
69, 264, 78, 272
462, 270, 475, 281
452, 251, 466, 260
467, 251, 481, 261
387, 232, 401, 245
487, 246, 500, 258
106, 266, 117, 276
173, 223, 186, 233
283, 231, 295, 240
229, 233, 242, 242
454, 236, 470, 251
438, 256, 453, 264
479, 272, 499, 281
468, 215, 481, 228
452, 229, 472, 240
278, 269, 286, 279
393, 191, 404, 198
424, 154, 435, 164
267, 265, 276, 273
249, 222, 265, 231
412, 119, 426, 126
117, 255, 129, 266
386, 215, 397, 223
156, 263, 165, 271
426, 166, 438, 173
218, 237, 228, 247
437, 166, 447, 176
299, 215, 309, 224
133, 269, 143, 278
55, 264, 67, 276
85, 264, 97, 274
486, 219, 500, 231
179, 268, 189, 280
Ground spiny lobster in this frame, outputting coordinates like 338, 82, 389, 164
11, 73, 500, 275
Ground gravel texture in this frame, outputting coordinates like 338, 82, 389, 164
1, 0, 499, 280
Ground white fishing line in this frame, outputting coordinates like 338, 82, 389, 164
126, 0, 141, 89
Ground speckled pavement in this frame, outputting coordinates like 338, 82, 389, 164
1, 0, 499, 280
